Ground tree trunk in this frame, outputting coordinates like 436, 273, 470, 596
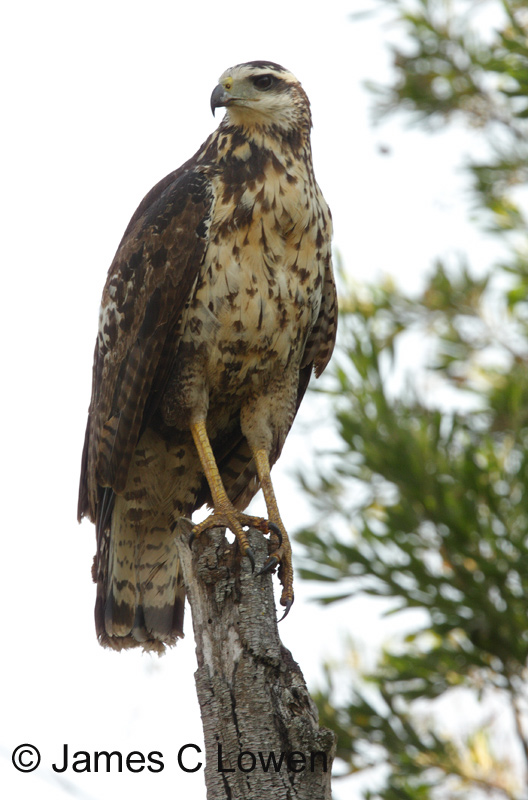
176, 521, 335, 799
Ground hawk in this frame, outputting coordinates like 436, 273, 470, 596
78, 61, 336, 653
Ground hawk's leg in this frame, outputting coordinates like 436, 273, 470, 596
252, 448, 294, 618
190, 419, 265, 570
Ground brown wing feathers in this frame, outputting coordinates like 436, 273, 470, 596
78, 169, 214, 523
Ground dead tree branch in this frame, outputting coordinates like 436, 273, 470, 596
176, 521, 335, 799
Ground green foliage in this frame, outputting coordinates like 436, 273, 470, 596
369, 0, 528, 235
370, 0, 528, 125
297, 1, 528, 797
300, 266, 528, 795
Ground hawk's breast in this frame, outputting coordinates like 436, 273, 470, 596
183, 168, 330, 396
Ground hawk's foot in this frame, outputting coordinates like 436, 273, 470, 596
258, 521, 294, 620
190, 509, 294, 617
190, 509, 275, 572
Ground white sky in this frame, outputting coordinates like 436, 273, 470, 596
1, 1, 506, 798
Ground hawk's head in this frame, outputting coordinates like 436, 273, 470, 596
210, 61, 311, 133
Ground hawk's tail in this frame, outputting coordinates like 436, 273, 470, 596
93, 492, 185, 655
90, 428, 206, 654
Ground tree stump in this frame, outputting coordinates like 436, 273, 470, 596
176, 521, 335, 799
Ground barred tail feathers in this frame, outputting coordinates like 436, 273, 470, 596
93, 429, 201, 654
94, 497, 184, 654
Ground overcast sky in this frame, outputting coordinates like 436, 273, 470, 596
0, 1, 504, 798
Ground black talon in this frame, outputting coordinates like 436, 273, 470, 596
246, 547, 255, 573
257, 556, 279, 576
278, 598, 294, 622
188, 530, 196, 547
268, 522, 282, 547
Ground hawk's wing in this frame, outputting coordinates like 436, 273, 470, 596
303, 259, 337, 378
78, 165, 215, 523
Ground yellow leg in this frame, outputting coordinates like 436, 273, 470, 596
191, 418, 231, 510
253, 448, 294, 616
190, 419, 262, 569
190, 419, 294, 617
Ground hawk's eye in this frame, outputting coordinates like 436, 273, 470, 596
252, 74, 275, 91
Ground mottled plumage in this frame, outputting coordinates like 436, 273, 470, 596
78, 61, 336, 653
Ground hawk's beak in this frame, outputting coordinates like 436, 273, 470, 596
210, 84, 229, 116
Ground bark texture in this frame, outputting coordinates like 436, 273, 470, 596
176, 521, 335, 799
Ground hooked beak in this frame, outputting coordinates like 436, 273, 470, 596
210, 84, 230, 116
